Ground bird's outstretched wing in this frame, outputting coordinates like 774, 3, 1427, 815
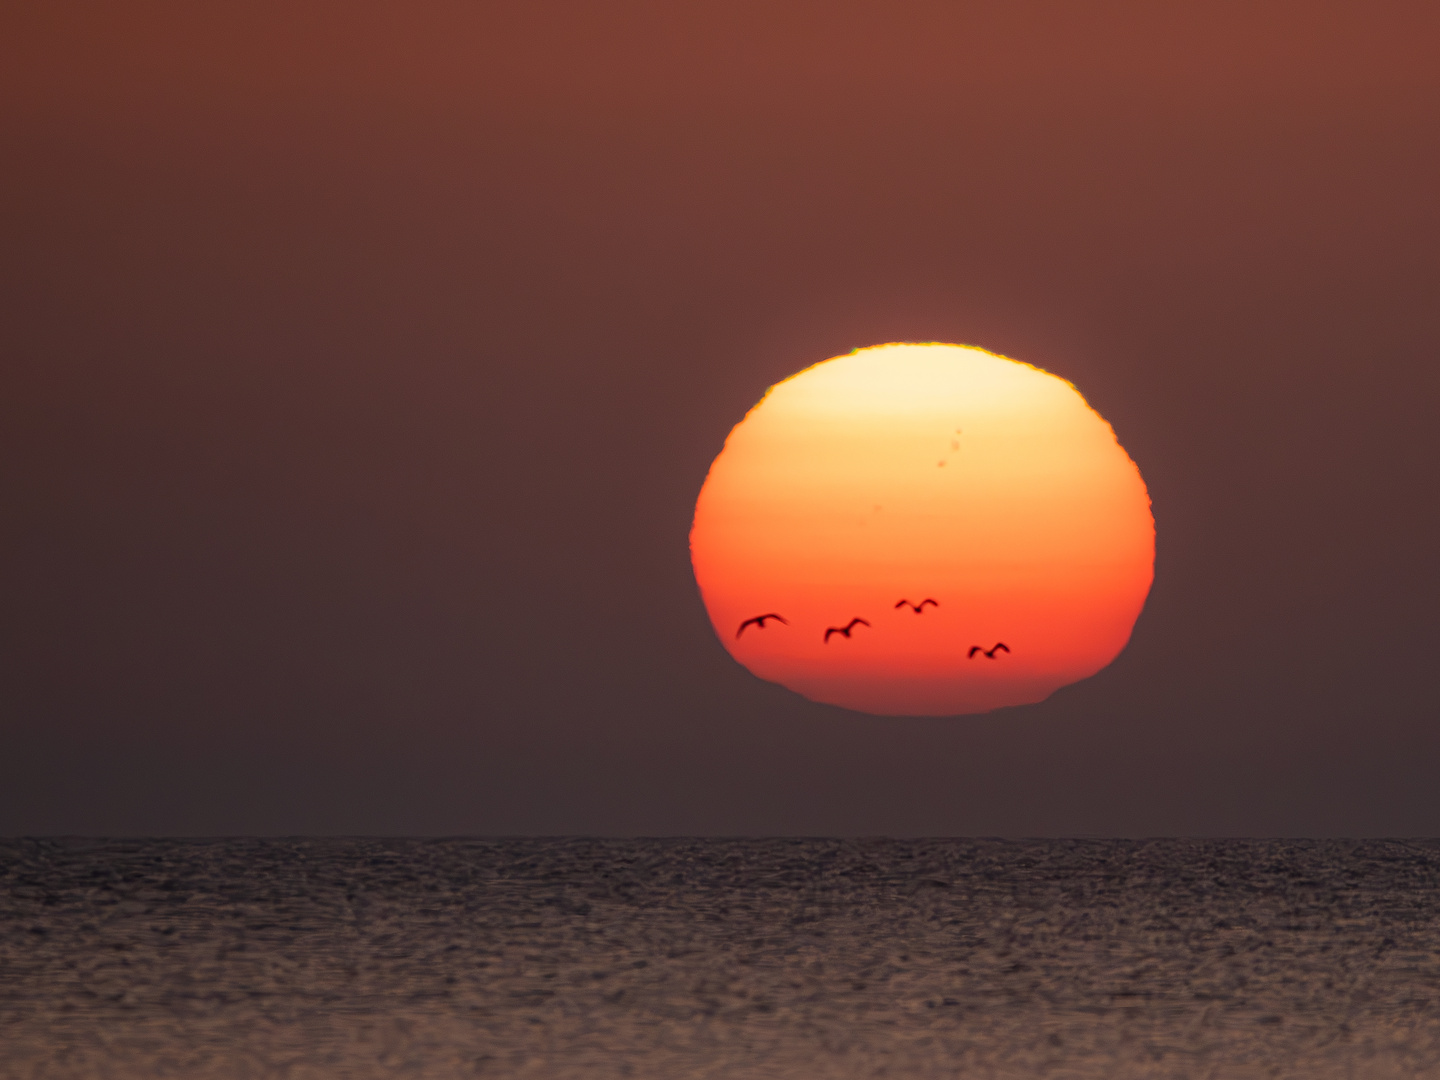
967, 645, 983, 658
897, 598, 939, 613
894, 600, 908, 609
736, 613, 788, 638
824, 618, 869, 642
991, 642, 1009, 655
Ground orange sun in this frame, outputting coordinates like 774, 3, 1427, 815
690, 342, 1154, 716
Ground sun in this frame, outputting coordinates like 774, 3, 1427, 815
689, 342, 1154, 716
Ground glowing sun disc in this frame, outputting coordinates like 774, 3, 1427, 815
690, 342, 1154, 716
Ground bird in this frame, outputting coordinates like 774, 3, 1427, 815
968, 642, 1009, 659
895, 598, 939, 613
736, 613, 788, 638
824, 618, 870, 643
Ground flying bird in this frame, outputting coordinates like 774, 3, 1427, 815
736, 613, 788, 638
895, 598, 939, 613
824, 618, 871, 643
968, 642, 1009, 659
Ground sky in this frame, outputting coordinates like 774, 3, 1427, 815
3, 1, 1439, 836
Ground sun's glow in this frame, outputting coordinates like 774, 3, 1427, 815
690, 342, 1154, 716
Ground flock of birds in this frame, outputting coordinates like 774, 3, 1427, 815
735, 600, 1009, 659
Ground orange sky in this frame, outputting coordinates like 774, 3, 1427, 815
691, 343, 1154, 715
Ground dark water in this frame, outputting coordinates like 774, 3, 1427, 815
4, 839, 1440, 1078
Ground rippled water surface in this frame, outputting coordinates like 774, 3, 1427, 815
4, 838, 1440, 1078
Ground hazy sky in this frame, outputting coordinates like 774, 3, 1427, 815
3, 2, 1439, 835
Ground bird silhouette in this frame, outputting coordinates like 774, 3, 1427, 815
895, 598, 939, 613
824, 618, 871, 643
968, 642, 1009, 659
736, 613, 788, 638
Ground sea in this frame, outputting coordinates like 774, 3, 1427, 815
3, 838, 1439, 1078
